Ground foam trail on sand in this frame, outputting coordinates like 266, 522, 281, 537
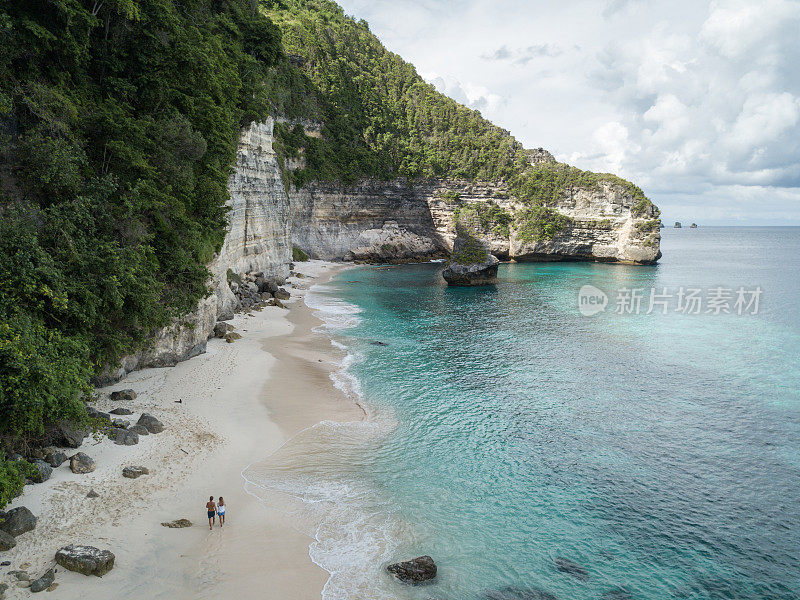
243, 279, 411, 600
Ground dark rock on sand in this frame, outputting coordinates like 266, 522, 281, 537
86, 406, 111, 422
69, 452, 96, 474
0, 530, 16, 551
161, 518, 192, 528
113, 428, 139, 446
485, 587, 558, 600
55, 545, 115, 576
387, 556, 437, 583
112, 418, 131, 429
57, 421, 89, 448
129, 424, 149, 436
110, 389, 137, 401
28, 460, 53, 483
0, 507, 37, 537
213, 322, 228, 338
86, 489, 100, 498
122, 466, 149, 479
137, 413, 164, 434
555, 557, 589, 580
44, 449, 68, 468
109, 408, 133, 416
274, 288, 290, 300
29, 569, 54, 593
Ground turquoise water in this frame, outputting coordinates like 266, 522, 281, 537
252, 227, 800, 600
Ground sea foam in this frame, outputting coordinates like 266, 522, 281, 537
242, 279, 408, 600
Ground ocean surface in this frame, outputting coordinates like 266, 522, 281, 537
246, 227, 800, 600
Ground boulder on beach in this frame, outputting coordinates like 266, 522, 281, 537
213, 322, 233, 338
109, 408, 133, 416
0, 507, 37, 537
56, 420, 89, 448
161, 518, 192, 528
136, 413, 164, 434
122, 466, 149, 479
110, 389, 137, 401
0, 529, 17, 551
274, 288, 290, 300
386, 555, 437, 583
55, 545, 115, 576
29, 569, 54, 593
113, 428, 139, 446
86, 489, 100, 498
44, 449, 68, 468
555, 557, 589, 580
86, 406, 111, 422
129, 424, 149, 436
69, 452, 96, 474
29, 460, 53, 483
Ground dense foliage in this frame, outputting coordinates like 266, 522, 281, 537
455, 202, 513, 239
0, 0, 281, 460
264, 0, 658, 231
265, 0, 527, 184
0, 453, 37, 507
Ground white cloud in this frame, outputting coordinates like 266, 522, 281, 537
425, 73, 506, 115
335, 0, 800, 224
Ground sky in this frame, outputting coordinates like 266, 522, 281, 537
335, 0, 800, 225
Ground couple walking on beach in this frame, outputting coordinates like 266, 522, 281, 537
206, 496, 227, 530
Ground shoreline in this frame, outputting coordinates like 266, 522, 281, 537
2, 260, 360, 600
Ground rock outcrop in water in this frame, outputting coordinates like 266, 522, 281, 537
442, 213, 499, 286
386, 555, 437, 583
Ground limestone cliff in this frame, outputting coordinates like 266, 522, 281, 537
99, 120, 291, 383
289, 175, 660, 266
105, 119, 660, 380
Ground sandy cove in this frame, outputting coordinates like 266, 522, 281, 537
2, 260, 363, 599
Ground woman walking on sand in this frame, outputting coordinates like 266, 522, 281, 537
206, 496, 217, 530
217, 497, 226, 527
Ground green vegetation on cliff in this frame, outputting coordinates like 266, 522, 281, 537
0, 0, 281, 474
265, 0, 525, 183
455, 202, 513, 239
264, 0, 657, 235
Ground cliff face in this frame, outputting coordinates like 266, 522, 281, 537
100, 120, 292, 383
288, 175, 660, 265
288, 179, 446, 262
107, 119, 660, 380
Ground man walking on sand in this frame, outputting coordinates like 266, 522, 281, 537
206, 496, 217, 530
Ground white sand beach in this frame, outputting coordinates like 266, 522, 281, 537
2, 260, 362, 599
